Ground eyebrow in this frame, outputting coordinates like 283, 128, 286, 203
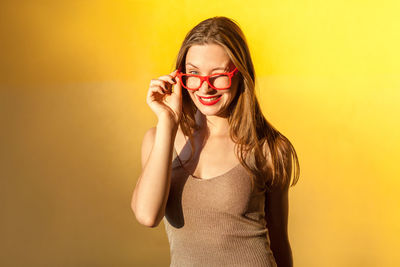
185, 62, 228, 71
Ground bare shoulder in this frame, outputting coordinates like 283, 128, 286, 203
141, 127, 157, 170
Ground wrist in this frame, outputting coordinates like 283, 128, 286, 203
157, 114, 179, 132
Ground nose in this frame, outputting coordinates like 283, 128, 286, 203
197, 79, 216, 94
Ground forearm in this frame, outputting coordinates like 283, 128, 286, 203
132, 118, 177, 227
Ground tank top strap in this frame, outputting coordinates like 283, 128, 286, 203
172, 146, 177, 159
172, 145, 181, 164
172, 146, 185, 168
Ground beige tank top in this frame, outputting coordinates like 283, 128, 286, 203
163, 147, 277, 267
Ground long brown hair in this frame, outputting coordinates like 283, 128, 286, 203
175, 16, 300, 192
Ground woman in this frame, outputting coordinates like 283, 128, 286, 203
131, 16, 300, 267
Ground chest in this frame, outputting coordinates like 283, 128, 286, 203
166, 161, 265, 220
174, 130, 239, 180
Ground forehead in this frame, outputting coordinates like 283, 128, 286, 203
185, 43, 231, 68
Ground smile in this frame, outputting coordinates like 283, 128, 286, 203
197, 95, 222, 105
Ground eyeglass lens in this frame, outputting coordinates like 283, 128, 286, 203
181, 74, 230, 89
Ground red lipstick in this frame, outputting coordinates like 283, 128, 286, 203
197, 95, 222, 106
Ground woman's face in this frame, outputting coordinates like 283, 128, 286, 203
184, 43, 239, 117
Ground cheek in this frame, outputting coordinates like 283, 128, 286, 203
227, 83, 239, 99
188, 92, 198, 104
217, 92, 232, 106
225, 92, 235, 103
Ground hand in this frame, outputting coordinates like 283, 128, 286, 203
146, 70, 182, 125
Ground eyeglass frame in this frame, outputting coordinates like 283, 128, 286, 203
175, 67, 239, 90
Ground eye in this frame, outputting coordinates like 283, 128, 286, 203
187, 70, 199, 75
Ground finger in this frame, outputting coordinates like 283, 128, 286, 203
166, 70, 179, 85
149, 86, 166, 97
150, 85, 165, 97
154, 78, 174, 92
150, 80, 168, 92
149, 84, 168, 96
158, 74, 176, 86
172, 76, 182, 98
157, 86, 166, 95
170, 69, 178, 78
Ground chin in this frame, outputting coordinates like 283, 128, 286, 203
196, 104, 228, 117
197, 108, 219, 116
190, 94, 230, 116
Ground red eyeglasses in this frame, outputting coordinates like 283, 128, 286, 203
175, 67, 238, 90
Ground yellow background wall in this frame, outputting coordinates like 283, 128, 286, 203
1, 1, 399, 266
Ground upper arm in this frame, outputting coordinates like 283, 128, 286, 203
263, 137, 294, 266
141, 127, 157, 171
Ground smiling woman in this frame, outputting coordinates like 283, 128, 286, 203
177, 43, 240, 113
131, 16, 300, 267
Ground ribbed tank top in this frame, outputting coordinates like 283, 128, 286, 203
163, 147, 277, 267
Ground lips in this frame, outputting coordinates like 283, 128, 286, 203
197, 95, 220, 99
196, 94, 222, 106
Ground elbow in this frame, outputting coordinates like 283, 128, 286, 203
137, 214, 159, 228
131, 203, 161, 228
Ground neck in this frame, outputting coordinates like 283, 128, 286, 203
195, 109, 230, 137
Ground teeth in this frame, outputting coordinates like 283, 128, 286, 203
200, 96, 220, 102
